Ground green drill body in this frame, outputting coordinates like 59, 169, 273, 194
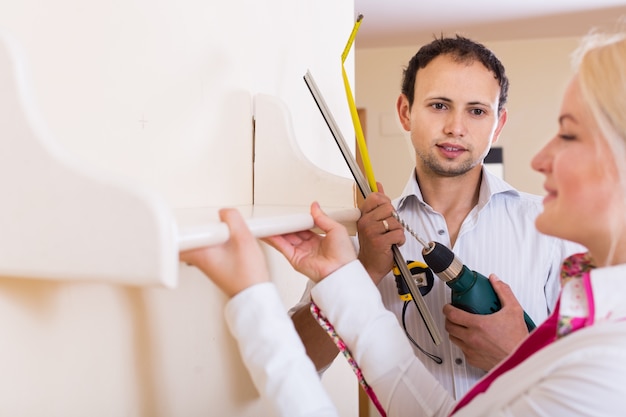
423, 242, 536, 331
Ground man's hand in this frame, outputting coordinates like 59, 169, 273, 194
357, 183, 406, 284
443, 274, 530, 371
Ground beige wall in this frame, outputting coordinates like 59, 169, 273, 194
355, 37, 580, 198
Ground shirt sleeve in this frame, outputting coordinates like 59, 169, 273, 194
311, 260, 455, 417
224, 282, 339, 417
287, 278, 314, 317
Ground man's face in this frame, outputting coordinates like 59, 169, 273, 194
397, 54, 506, 178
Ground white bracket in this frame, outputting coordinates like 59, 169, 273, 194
0, 33, 178, 287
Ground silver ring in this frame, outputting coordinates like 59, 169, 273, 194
382, 219, 389, 232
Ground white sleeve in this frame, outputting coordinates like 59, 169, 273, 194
224, 282, 338, 417
311, 261, 626, 417
311, 260, 455, 417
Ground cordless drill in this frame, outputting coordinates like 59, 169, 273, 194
422, 241, 536, 331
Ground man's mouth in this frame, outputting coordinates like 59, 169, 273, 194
437, 144, 466, 157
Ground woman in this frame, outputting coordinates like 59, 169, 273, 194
181, 29, 626, 416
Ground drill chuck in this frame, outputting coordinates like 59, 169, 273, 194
421, 241, 462, 282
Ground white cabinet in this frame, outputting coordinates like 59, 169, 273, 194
0, 34, 358, 287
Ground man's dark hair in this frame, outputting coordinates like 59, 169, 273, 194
400, 35, 509, 114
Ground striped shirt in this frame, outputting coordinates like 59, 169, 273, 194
379, 168, 583, 399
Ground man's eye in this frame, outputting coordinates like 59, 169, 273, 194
432, 103, 446, 110
559, 134, 576, 141
470, 109, 485, 116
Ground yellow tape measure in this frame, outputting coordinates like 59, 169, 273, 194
392, 261, 434, 300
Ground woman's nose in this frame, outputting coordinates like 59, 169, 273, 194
531, 140, 553, 174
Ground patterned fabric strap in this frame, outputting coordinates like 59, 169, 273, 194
557, 252, 595, 337
310, 302, 387, 417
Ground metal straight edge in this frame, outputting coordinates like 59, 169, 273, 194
303, 70, 442, 346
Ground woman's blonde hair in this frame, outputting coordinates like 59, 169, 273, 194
574, 26, 626, 264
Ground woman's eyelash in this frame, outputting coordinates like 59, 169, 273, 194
559, 134, 576, 140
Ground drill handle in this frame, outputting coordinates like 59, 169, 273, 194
523, 312, 536, 332
449, 267, 536, 332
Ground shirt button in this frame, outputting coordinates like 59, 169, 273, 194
438, 229, 445, 235
455, 358, 463, 365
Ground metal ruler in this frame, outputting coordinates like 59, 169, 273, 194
304, 70, 441, 346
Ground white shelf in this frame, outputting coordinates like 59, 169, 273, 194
176, 205, 359, 251
0, 34, 358, 288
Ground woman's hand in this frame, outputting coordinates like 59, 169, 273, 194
263, 202, 357, 282
180, 208, 270, 297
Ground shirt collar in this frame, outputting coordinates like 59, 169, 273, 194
395, 166, 519, 211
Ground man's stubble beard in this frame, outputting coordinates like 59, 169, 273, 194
417, 150, 478, 178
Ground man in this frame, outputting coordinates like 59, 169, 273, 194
291, 35, 582, 398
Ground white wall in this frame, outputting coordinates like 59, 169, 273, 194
0, 1, 358, 416
355, 37, 579, 198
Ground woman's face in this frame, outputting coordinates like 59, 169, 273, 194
531, 77, 622, 251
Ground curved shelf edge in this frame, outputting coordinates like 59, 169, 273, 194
0, 32, 178, 287
253, 93, 357, 208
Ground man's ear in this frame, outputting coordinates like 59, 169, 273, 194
396, 94, 412, 132
491, 108, 508, 146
